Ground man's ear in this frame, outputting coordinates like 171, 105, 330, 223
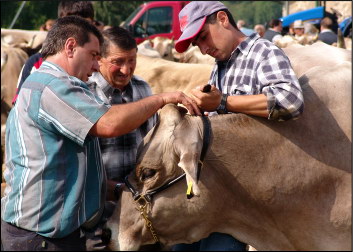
217, 10, 230, 28
65, 37, 76, 57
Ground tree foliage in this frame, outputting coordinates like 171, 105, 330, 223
1, 1, 283, 30
93, 1, 141, 27
1, 1, 59, 30
1, 1, 142, 30
224, 1, 283, 28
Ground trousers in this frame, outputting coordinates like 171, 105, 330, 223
1, 219, 86, 251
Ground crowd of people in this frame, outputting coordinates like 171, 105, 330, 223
240, 16, 339, 46
0, 0, 344, 251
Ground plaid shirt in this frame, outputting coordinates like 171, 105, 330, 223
209, 33, 304, 121
87, 72, 157, 182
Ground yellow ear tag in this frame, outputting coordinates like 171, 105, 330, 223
186, 181, 193, 199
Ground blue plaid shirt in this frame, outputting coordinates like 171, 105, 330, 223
209, 33, 304, 121
87, 72, 157, 182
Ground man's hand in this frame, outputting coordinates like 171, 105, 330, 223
190, 84, 222, 112
157, 91, 202, 116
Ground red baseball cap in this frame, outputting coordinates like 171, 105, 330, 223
175, 1, 228, 53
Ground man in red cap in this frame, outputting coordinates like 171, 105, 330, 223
175, 1, 303, 121
173, 1, 304, 251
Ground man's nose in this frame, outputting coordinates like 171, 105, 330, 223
93, 60, 100, 72
198, 43, 208, 55
120, 63, 131, 75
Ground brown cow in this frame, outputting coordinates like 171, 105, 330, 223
1, 46, 28, 124
135, 54, 213, 95
106, 61, 351, 250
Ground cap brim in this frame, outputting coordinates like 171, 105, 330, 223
175, 17, 206, 53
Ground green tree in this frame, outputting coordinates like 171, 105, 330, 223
1, 1, 142, 30
223, 1, 283, 28
93, 1, 142, 27
1, 1, 59, 30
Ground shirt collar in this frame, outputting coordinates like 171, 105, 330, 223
89, 71, 132, 98
41, 61, 67, 73
237, 32, 260, 57
217, 32, 260, 64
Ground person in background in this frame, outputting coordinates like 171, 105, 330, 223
94, 20, 105, 31
174, 3, 304, 250
87, 26, 157, 192
254, 24, 265, 37
12, 1, 96, 105
318, 16, 338, 45
263, 18, 283, 43
292, 19, 312, 45
236, 19, 254, 36
40, 19, 55, 31
1, 15, 200, 251
86, 27, 159, 250
292, 19, 305, 37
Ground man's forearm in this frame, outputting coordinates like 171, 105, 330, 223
89, 95, 164, 137
226, 94, 269, 118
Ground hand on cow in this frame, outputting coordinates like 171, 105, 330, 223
157, 91, 202, 116
190, 84, 222, 112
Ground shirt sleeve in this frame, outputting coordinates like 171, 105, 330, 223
258, 46, 304, 121
38, 76, 109, 146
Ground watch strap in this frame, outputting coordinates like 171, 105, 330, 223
216, 94, 228, 114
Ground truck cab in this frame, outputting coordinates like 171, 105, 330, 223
121, 1, 189, 44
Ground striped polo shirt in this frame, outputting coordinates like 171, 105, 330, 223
2, 61, 110, 238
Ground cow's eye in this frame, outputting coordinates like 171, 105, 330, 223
141, 169, 156, 181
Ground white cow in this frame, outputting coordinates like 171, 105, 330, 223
1, 28, 47, 51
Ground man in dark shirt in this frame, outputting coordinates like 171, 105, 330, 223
318, 17, 338, 45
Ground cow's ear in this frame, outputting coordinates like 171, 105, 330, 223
178, 145, 202, 196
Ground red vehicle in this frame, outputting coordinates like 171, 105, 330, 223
121, 1, 189, 44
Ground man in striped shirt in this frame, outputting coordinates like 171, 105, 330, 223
1, 16, 200, 251
173, 1, 304, 251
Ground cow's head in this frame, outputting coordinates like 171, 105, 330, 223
106, 104, 213, 250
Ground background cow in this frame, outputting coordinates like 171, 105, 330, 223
135, 54, 213, 95
106, 58, 351, 250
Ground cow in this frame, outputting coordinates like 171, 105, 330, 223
137, 39, 162, 58
151, 36, 174, 61
1, 46, 28, 124
172, 46, 215, 64
134, 54, 213, 95
283, 41, 351, 77
1, 28, 47, 56
105, 60, 351, 250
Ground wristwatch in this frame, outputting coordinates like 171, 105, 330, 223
216, 94, 228, 114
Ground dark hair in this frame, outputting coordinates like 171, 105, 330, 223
269, 19, 282, 28
58, 1, 94, 20
41, 16, 103, 59
100, 27, 137, 58
320, 17, 333, 29
206, 9, 238, 30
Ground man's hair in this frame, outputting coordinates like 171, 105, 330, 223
206, 9, 238, 30
269, 19, 282, 28
58, 1, 94, 20
41, 16, 103, 59
100, 27, 137, 58
320, 17, 333, 29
